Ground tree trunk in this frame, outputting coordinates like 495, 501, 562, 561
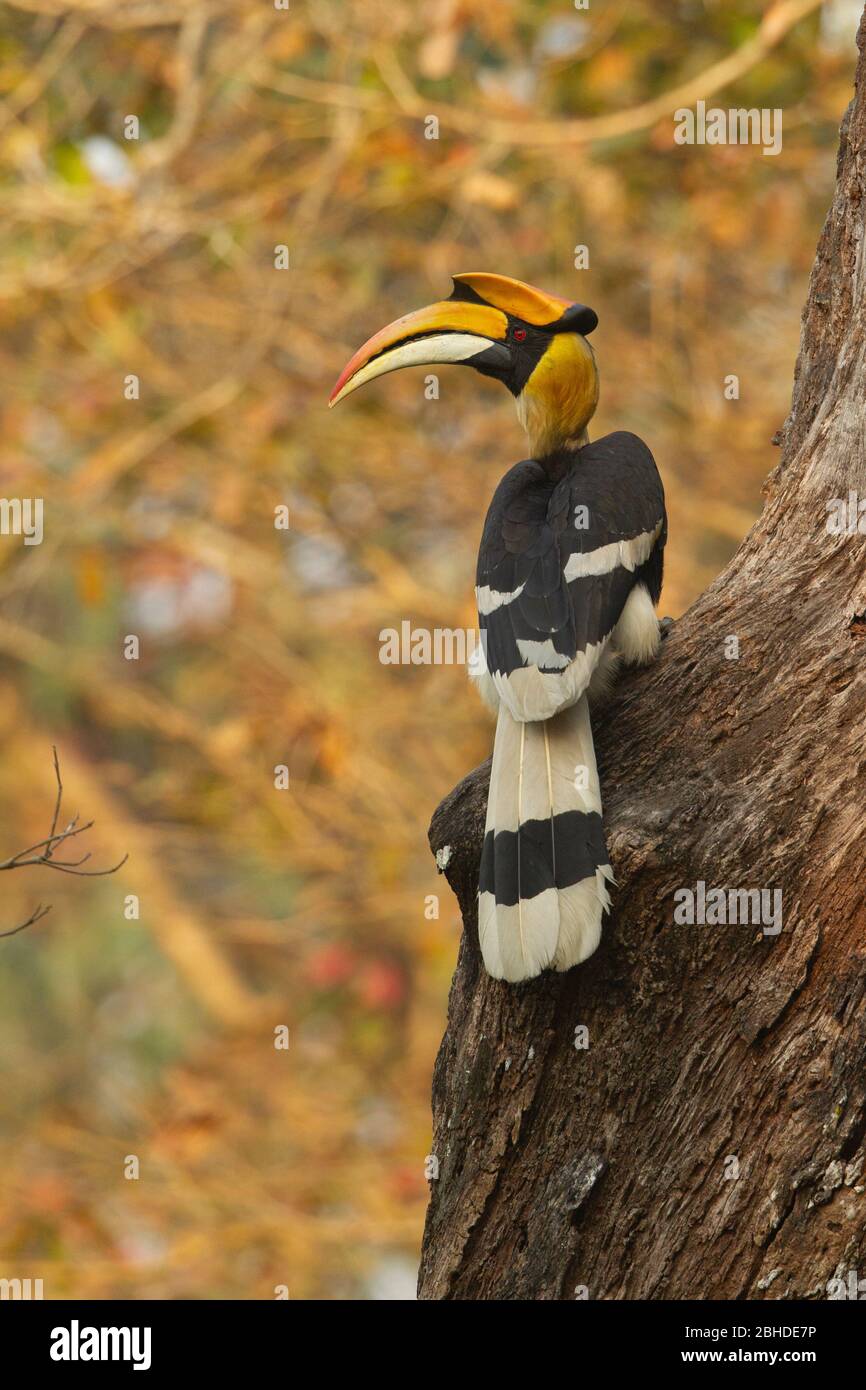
418, 21, 866, 1301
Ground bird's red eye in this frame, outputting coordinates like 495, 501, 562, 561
513, 328, 527, 342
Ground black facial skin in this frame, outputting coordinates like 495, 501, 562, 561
467, 320, 549, 397
449, 281, 598, 397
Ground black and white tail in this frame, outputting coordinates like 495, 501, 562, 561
477, 696, 613, 982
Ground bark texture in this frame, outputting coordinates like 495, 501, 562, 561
418, 20, 866, 1301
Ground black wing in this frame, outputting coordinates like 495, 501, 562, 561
476, 431, 666, 720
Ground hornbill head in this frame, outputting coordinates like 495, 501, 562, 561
329, 273, 599, 456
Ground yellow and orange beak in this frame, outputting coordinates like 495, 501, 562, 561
328, 273, 599, 409
328, 297, 509, 408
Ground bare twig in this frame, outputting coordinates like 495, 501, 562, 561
261, 0, 822, 150
0, 903, 52, 940
0, 16, 86, 135
0, 747, 128, 940
138, 7, 209, 171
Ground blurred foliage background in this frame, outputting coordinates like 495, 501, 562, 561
0, 0, 859, 1299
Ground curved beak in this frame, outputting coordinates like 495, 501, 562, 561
329, 299, 509, 407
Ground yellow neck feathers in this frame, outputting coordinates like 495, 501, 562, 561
515, 333, 599, 458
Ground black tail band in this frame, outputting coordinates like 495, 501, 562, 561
479, 809, 608, 906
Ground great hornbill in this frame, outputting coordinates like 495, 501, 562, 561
330, 273, 666, 983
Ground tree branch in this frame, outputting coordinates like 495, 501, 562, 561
262, 0, 822, 150
0, 747, 128, 940
418, 12, 866, 1302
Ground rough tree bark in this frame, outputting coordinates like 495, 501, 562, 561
418, 21, 866, 1301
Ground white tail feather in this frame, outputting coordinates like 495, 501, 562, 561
478, 695, 610, 982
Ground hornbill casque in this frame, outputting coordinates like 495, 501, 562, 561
330, 273, 667, 983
